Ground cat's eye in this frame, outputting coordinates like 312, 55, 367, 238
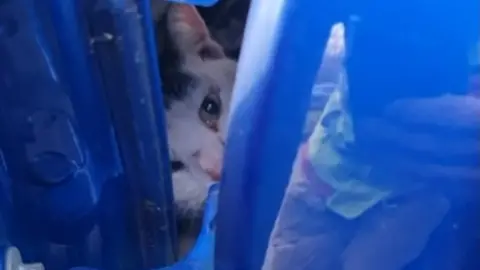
171, 160, 185, 172
199, 93, 222, 130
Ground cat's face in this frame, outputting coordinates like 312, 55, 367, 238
159, 4, 237, 215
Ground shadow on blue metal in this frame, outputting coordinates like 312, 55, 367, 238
214, 0, 479, 270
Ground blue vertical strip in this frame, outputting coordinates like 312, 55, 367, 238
136, 0, 177, 216
138, 0, 180, 263
215, 0, 339, 269
92, 0, 177, 267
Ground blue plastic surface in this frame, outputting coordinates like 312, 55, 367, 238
215, 1, 479, 270
215, 0, 338, 269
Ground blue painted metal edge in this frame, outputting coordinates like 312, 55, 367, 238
89, 0, 178, 267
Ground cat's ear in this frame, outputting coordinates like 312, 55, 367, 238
167, 4, 225, 60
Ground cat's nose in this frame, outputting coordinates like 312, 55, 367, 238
206, 167, 222, 181
205, 157, 223, 181
195, 151, 223, 182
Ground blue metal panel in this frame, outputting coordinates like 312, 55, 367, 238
0, 0, 178, 269
0, 0, 108, 268
215, 0, 340, 269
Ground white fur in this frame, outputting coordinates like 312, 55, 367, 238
157, 3, 238, 216
167, 58, 237, 215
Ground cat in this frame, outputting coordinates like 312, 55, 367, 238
155, 3, 237, 217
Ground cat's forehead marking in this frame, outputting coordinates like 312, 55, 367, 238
184, 58, 237, 90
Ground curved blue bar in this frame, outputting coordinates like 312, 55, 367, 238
215, 0, 339, 269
